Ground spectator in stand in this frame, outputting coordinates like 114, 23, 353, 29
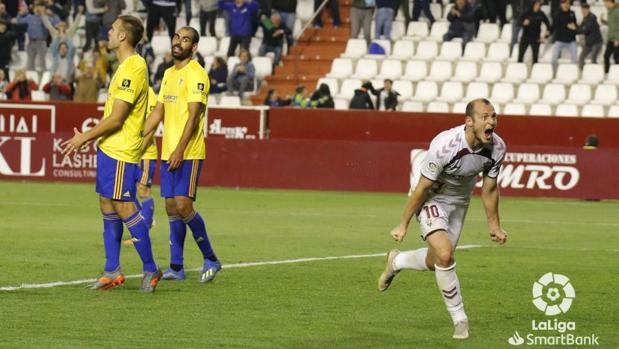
395, 0, 411, 29
74, 64, 101, 102
576, 3, 603, 69
550, 0, 577, 73
550, 0, 573, 20
42, 4, 83, 49
272, 0, 296, 46
4, 69, 38, 101
137, 36, 155, 80
146, 0, 177, 41
83, 0, 106, 51
101, 0, 125, 40
219, 0, 260, 57
179, 0, 193, 25
510, 0, 534, 55
604, 0, 619, 73
17, 1, 59, 73
259, 13, 290, 68
443, 0, 476, 49
309, 83, 334, 108
0, 69, 8, 93
209, 56, 228, 94
291, 85, 310, 107
375, 0, 396, 40
411, 0, 435, 25
0, 3, 10, 23
349, 81, 375, 110
51, 41, 75, 82
153, 52, 174, 92
518, 1, 550, 64
313, 0, 341, 28
199, 0, 218, 37
43, 73, 72, 100
264, 89, 292, 106
46, 0, 70, 21
482, 0, 507, 27
373, 79, 399, 111
227, 49, 255, 98
0, 19, 17, 78
350, 0, 374, 43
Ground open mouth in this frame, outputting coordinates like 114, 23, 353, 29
484, 128, 494, 140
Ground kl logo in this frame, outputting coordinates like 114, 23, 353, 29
532, 272, 575, 316
0, 136, 45, 176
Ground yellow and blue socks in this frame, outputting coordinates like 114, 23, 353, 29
183, 211, 218, 262
168, 215, 187, 271
124, 211, 158, 273
103, 213, 123, 272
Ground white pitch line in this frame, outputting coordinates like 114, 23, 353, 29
0, 245, 483, 292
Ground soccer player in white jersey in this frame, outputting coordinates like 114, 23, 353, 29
378, 98, 508, 339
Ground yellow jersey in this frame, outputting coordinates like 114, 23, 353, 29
142, 87, 159, 160
98, 54, 149, 163
158, 59, 209, 161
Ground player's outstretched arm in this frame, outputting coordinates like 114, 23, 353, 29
391, 176, 434, 242
481, 176, 508, 245
168, 102, 204, 170
61, 99, 132, 154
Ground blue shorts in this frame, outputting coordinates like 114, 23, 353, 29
160, 159, 203, 200
138, 159, 157, 187
96, 149, 140, 201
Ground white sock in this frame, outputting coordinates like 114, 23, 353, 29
393, 248, 430, 271
435, 263, 468, 324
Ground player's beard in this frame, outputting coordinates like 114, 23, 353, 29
172, 45, 193, 61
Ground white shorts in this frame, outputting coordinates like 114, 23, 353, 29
416, 199, 469, 248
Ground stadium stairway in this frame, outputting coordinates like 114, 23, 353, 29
250, 0, 351, 105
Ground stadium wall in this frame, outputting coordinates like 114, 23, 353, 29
1, 102, 618, 200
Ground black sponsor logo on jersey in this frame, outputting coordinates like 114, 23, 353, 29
197, 83, 205, 91
122, 79, 131, 87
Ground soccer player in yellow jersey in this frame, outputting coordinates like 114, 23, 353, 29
143, 27, 220, 283
61, 16, 162, 292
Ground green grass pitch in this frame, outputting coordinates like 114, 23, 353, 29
0, 181, 617, 348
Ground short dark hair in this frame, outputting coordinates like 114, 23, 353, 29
465, 98, 491, 118
180, 26, 200, 44
581, 3, 590, 8
118, 15, 144, 47
384, 78, 393, 84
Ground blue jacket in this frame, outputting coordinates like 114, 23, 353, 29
219, 0, 260, 37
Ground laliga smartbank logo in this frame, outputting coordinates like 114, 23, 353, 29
507, 273, 599, 347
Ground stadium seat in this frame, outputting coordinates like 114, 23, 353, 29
567, 84, 592, 106
296, 0, 314, 21
437, 81, 464, 103
501, 63, 529, 83
334, 98, 349, 110
452, 102, 467, 114
249, 37, 262, 57
490, 82, 515, 104
406, 21, 430, 41
342, 39, 367, 58
452, 61, 478, 82
578, 64, 605, 85
442, 3, 453, 20
463, 82, 490, 101
503, 103, 527, 115
217, 37, 231, 56
219, 96, 242, 107
427, 61, 453, 82
428, 22, 449, 41
198, 37, 218, 57
527, 63, 553, 84
555, 104, 579, 117
529, 103, 553, 116
391, 21, 406, 40
553, 64, 580, 85
253, 57, 273, 79
226, 56, 240, 74
484, 43, 510, 62
39, 71, 51, 90
514, 83, 540, 104
580, 105, 605, 118
604, 65, 619, 85
476, 23, 500, 43
401, 101, 424, 112
391, 40, 415, 60
31, 90, 47, 101
591, 85, 618, 106
317, 78, 339, 96
607, 105, 619, 117
410, 81, 438, 102
476, 62, 503, 83
402, 60, 428, 81
539, 84, 566, 105
215, 18, 226, 38
152, 36, 171, 56
438, 41, 462, 61
351, 59, 378, 79
430, 3, 443, 19
413, 40, 439, 60
337, 79, 362, 99
203, 56, 215, 71
326, 58, 354, 79
376, 60, 403, 80
461, 42, 486, 61
426, 101, 450, 113
366, 39, 392, 59
498, 23, 512, 43
392, 80, 414, 99
26, 70, 39, 85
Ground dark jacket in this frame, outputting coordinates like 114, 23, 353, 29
272, 0, 296, 13
552, 8, 577, 43
576, 13, 603, 46
520, 10, 551, 41
0, 30, 17, 67
309, 92, 334, 108
510, 0, 534, 22
349, 89, 374, 110
376, 0, 397, 8
262, 23, 291, 47
373, 88, 399, 111
209, 65, 228, 94
447, 3, 476, 35
219, 0, 260, 37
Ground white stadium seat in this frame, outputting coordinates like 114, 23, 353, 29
31, 90, 48, 101
414, 40, 439, 60
484, 43, 510, 62
391, 21, 406, 40
401, 101, 424, 112
152, 36, 171, 56
411, 81, 438, 102
426, 101, 450, 113
452, 102, 468, 114
317, 78, 339, 96
392, 80, 414, 99
553, 64, 580, 85
406, 21, 430, 41
567, 84, 592, 106
476, 23, 501, 43
503, 103, 527, 115
376, 60, 402, 80
327, 58, 353, 79
452, 61, 478, 82
337, 79, 362, 99
226, 56, 240, 74
514, 83, 540, 104
498, 23, 512, 43
253, 57, 273, 79
461, 42, 486, 61
391, 40, 415, 60
342, 39, 367, 58
527, 63, 553, 84
197, 37, 217, 56
539, 84, 566, 105
427, 61, 453, 82
334, 98, 349, 110
217, 36, 231, 56
578, 64, 605, 85
463, 82, 490, 102
529, 104, 553, 116
605, 66, 619, 85
580, 105, 605, 118
555, 104, 579, 117
501, 62, 529, 83
476, 62, 503, 83
490, 82, 515, 104
437, 81, 464, 103
402, 60, 428, 81
219, 96, 241, 107
351, 59, 378, 79
607, 105, 619, 117
429, 22, 449, 41
591, 85, 618, 106
438, 41, 462, 61
366, 39, 391, 58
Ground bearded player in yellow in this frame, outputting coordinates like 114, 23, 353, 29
143, 27, 221, 283
62, 16, 162, 292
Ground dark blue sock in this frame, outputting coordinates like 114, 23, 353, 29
168, 215, 187, 267
183, 211, 217, 261
141, 197, 155, 228
124, 211, 157, 273
103, 213, 123, 272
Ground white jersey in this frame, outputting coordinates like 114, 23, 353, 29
414, 125, 506, 205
